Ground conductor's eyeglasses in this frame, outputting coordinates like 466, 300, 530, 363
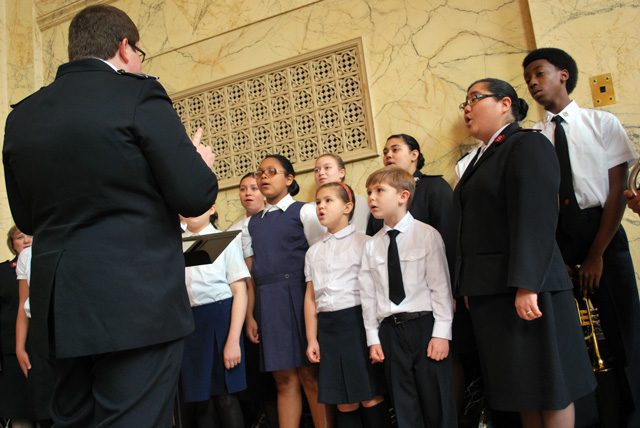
254, 167, 284, 179
458, 93, 502, 111
132, 45, 146, 63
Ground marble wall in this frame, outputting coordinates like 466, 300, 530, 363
1, 0, 639, 273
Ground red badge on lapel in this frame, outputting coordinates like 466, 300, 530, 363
494, 134, 506, 145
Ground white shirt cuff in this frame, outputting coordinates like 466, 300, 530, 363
432, 320, 452, 341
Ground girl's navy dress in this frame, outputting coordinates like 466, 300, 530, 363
249, 202, 309, 372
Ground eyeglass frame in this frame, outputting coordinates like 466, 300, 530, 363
132, 44, 146, 63
458, 93, 503, 111
254, 167, 286, 179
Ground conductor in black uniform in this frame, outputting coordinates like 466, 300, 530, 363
3, 5, 218, 427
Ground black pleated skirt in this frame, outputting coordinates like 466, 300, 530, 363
317, 305, 385, 404
468, 289, 596, 411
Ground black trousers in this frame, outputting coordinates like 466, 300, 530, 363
51, 339, 183, 428
557, 206, 640, 427
378, 313, 456, 428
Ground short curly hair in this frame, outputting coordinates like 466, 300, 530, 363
522, 48, 578, 94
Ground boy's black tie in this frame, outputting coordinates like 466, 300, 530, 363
552, 115, 575, 207
387, 229, 405, 305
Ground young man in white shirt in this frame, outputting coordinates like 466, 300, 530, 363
523, 47, 640, 428
359, 165, 456, 428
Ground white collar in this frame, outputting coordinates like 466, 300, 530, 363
261, 193, 296, 218
183, 223, 217, 237
322, 224, 355, 242
96, 58, 119, 72
544, 100, 578, 124
383, 212, 414, 234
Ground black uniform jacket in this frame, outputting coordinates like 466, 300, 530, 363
452, 122, 571, 297
3, 59, 218, 358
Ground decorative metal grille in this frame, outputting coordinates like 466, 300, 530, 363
171, 38, 377, 190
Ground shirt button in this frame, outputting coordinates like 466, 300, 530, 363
284, 274, 290, 279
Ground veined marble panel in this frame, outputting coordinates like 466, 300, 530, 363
39, 0, 320, 79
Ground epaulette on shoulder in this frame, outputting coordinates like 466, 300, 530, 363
10, 90, 40, 109
516, 127, 542, 133
116, 69, 159, 80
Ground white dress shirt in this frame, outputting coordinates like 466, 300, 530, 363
534, 101, 638, 209
228, 215, 249, 232
183, 223, 250, 307
304, 224, 370, 312
455, 144, 482, 181
241, 194, 324, 258
16, 246, 31, 318
454, 123, 509, 180
359, 212, 453, 346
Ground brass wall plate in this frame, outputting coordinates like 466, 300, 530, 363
590, 73, 616, 107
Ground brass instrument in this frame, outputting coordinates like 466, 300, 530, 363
575, 297, 610, 372
627, 161, 640, 194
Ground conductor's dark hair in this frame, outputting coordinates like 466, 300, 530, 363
68, 5, 140, 61
522, 48, 578, 94
387, 134, 425, 171
467, 78, 528, 122
264, 154, 299, 196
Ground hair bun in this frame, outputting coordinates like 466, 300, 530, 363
289, 179, 300, 197
516, 98, 529, 121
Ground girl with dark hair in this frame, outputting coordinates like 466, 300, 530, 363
242, 155, 329, 428
304, 182, 390, 428
453, 78, 596, 428
366, 134, 454, 264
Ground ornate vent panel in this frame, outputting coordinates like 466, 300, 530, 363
172, 38, 377, 190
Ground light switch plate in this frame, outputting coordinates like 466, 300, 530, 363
590, 73, 616, 107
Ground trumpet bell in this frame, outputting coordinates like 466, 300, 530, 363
627, 161, 640, 194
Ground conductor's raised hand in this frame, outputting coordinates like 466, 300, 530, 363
191, 127, 215, 169
515, 288, 542, 321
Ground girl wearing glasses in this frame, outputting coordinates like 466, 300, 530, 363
453, 78, 595, 428
242, 155, 328, 428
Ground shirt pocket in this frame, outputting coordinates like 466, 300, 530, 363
400, 249, 428, 283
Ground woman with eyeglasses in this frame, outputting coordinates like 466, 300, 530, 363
241, 155, 329, 428
452, 78, 596, 428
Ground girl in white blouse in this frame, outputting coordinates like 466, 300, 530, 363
304, 182, 390, 428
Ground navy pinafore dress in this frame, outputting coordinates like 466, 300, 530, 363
249, 202, 309, 372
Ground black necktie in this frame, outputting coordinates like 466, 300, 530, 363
552, 115, 575, 207
387, 229, 405, 305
